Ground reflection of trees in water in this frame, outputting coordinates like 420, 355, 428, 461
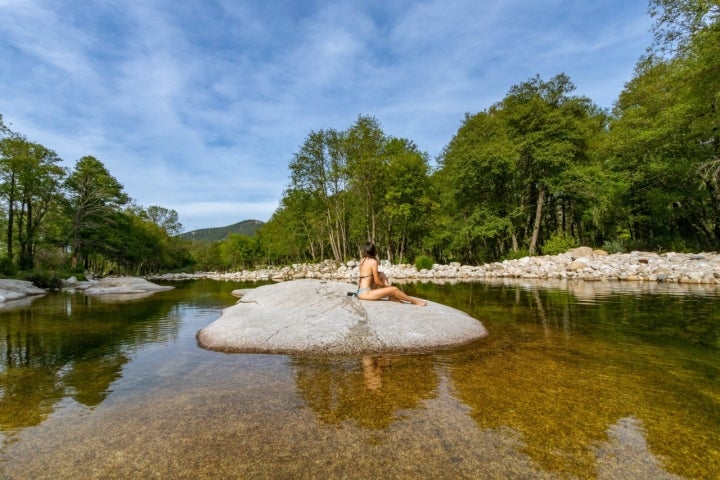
62, 353, 127, 406
291, 354, 439, 430
416, 283, 720, 479
0, 291, 181, 433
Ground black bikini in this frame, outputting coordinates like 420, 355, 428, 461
357, 258, 373, 295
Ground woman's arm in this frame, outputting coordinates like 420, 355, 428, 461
371, 260, 387, 287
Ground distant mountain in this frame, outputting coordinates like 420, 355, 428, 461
178, 219, 264, 242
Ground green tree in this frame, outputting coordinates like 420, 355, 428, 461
289, 128, 350, 261
64, 156, 129, 269
379, 138, 433, 263
647, 0, 720, 56
144, 205, 183, 236
345, 115, 388, 245
501, 74, 596, 255
219, 233, 260, 270
436, 74, 600, 261
0, 136, 66, 269
604, 0, 720, 249
435, 109, 519, 261
259, 188, 325, 264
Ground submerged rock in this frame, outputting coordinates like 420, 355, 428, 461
197, 279, 487, 355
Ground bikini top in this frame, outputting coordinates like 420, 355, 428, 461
358, 258, 373, 279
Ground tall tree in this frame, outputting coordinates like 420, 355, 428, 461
379, 138, 433, 262
501, 74, 595, 255
259, 188, 325, 264
345, 115, 387, 245
604, 0, 720, 249
64, 156, 129, 269
435, 109, 520, 261
437, 74, 598, 260
0, 136, 65, 269
289, 128, 350, 261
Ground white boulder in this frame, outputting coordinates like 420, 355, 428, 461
0, 279, 46, 304
197, 279, 487, 354
83, 276, 174, 295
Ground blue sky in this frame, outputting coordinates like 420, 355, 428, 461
0, 0, 653, 232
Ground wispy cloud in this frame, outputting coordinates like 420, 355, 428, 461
0, 0, 652, 231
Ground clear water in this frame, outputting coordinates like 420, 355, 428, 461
0, 279, 718, 479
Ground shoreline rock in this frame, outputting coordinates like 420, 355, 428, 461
0, 279, 47, 306
149, 249, 720, 286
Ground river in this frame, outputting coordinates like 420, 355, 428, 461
0, 279, 718, 479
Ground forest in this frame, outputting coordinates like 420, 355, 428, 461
0, 0, 718, 279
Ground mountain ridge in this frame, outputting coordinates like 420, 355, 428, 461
179, 219, 264, 242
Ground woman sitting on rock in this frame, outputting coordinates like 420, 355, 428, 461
357, 242, 427, 306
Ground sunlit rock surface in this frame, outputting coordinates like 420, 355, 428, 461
197, 279, 487, 354
83, 276, 174, 295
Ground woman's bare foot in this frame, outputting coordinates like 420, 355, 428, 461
413, 299, 428, 306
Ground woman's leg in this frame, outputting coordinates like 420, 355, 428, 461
358, 286, 427, 306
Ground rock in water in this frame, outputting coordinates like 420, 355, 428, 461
197, 279, 487, 354
83, 276, 174, 295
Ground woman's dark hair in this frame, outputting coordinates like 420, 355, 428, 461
362, 242, 377, 259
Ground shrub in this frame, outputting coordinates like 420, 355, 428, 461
0, 256, 16, 277
541, 232, 578, 256
414, 255, 434, 271
502, 248, 530, 261
602, 238, 625, 254
22, 270, 63, 290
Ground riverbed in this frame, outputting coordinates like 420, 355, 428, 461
1, 279, 718, 479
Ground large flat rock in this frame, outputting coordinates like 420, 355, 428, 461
0, 279, 46, 305
84, 277, 174, 295
196, 279, 487, 354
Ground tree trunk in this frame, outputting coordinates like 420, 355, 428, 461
529, 187, 546, 256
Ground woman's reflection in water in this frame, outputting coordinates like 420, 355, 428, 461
292, 353, 438, 429
362, 355, 392, 390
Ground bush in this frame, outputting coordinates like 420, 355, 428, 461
602, 238, 625, 254
502, 248, 530, 261
541, 232, 578, 256
21, 270, 63, 290
0, 256, 16, 277
414, 255, 434, 271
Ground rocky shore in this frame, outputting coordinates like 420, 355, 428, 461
0, 276, 175, 307
149, 247, 720, 285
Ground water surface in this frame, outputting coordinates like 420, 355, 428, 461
0, 279, 718, 479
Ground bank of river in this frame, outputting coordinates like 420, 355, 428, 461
150, 248, 720, 285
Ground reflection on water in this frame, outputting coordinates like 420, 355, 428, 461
0, 279, 718, 479
408, 281, 720, 479
292, 354, 437, 429
0, 289, 182, 432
